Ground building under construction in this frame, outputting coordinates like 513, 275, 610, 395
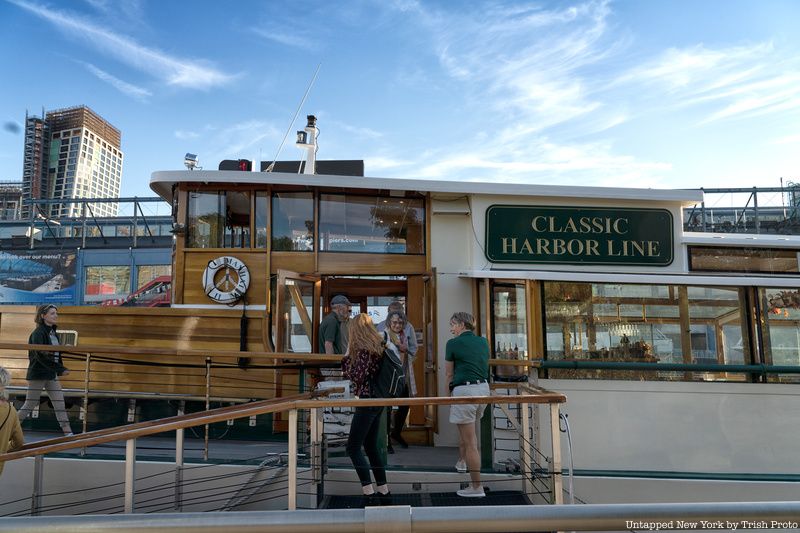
21, 105, 123, 219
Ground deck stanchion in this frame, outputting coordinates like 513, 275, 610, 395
31, 455, 43, 516
81, 353, 91, 454
310, 407, 320, 484
288, 408, 298, 510
124, 438, 136, 513
520, 394, 533, 500
550, 404, 563, 505
175, 400, 185, 511
204, 357, 211, 461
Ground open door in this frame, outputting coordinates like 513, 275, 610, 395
273, 270, 320, 432
274, 269, 321, 354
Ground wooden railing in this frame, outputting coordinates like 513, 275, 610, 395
0, 385, 566, 514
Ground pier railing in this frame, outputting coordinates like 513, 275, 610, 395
0, 382, 565, 516
2, 501, 800, 532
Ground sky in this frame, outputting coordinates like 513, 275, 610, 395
0, 0, 799, 204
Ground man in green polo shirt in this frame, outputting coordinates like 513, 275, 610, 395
444, 311, 490, 498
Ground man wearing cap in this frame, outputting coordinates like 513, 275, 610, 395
319, 294, 353, 356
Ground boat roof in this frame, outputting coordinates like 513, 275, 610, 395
150, 170, 704, 205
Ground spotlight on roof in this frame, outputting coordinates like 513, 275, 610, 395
184, 153, 199, 171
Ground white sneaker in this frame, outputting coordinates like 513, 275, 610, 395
457, 486, 485, 498
455, 459, 467, 473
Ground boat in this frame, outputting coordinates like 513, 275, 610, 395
1, 115, 800, 520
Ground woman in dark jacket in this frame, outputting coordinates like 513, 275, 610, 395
342, 313, 391, 501
17, 304, 73, 436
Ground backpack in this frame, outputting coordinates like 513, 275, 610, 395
371, 333, 406, 398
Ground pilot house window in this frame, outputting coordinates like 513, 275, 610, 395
319, 194, 424, 254
187, 191, 251, 248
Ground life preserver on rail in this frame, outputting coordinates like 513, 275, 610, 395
202, 256, 250, 304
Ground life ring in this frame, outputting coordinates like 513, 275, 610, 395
202, 256, 250, 304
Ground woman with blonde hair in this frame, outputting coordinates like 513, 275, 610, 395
17, 304, 73, 436
0, 366, 24, 476
342, 313, 391, 501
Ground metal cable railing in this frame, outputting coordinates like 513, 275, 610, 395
0, 386, 566, 516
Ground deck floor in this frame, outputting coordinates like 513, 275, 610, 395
322, 489, 530, 509
24, 430, 463, 470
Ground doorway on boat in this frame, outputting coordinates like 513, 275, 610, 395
272, 270, 435, 444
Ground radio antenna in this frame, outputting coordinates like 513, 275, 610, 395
264, 63, 321, 172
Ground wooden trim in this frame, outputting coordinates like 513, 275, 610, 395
472, 279, 482, 336
271, 252, 315, 275
0, 391, 564, 462
425, 192, 432, 271
313, 189, 319, 273
428, 267, 438, 436
182, 248, 269, 254
289, 283, 313, 346
317, 253, 427, 275
265, 186, 273, 313
482, 278, 492, 344
174, 188, 188, 304
529, 280, 544, 359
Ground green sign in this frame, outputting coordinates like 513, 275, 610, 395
485, 205, 673, 266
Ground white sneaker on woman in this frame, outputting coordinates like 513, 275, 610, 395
457, 486, 485, 497
455, 459, 467, 473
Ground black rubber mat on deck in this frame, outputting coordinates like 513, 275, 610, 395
322, 490, 530, 509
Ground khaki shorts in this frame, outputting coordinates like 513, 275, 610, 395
449, 382, 490, 425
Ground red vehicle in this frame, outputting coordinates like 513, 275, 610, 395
100, 275, 171, 307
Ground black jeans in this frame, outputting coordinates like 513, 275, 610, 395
346, 405, 387, 487
387, 385, 410, 439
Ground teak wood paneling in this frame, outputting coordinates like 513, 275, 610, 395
270, 252, 315, 274
0, 306, 276, 399
182, 251, 268, 305
318, 253, 426, 275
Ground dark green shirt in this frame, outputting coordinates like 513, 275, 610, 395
318, 312, 342, 354
445, 330, 490, 385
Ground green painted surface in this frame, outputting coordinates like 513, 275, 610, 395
485, 205, 673, 265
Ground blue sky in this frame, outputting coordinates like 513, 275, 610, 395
1, 0, 799, 201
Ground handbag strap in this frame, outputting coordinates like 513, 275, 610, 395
0, 404, 10, 433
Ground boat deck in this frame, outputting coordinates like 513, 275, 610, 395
24, 430, 471, 472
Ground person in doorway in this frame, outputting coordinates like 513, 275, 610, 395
342, 313, 391, 503
0, 366, 24, 476
17, 304, 74, 436
319, 295, 353, 355
445, 311, 490, 498
376, 300, 418, 451
378, 310, 413, 453
318, 294, 353, 379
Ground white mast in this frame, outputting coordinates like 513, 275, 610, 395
296, 115, 317, 175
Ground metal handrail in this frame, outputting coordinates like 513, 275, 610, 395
0, 389, 564, 462
1, 501, 799, 532
539, 359, 800, 375
0, 384, 565, 514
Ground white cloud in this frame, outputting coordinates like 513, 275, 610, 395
174, 130, 200, 140
617, 42, 800, 125
206, 120, 283, 164
381, 0, 800, 186
9, 0, 235, 90
327, 120, 384, 140
365, 156, 409, 172
773, 134, 800, 145
83, 63, 152, 101
251, 27, 318, 51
